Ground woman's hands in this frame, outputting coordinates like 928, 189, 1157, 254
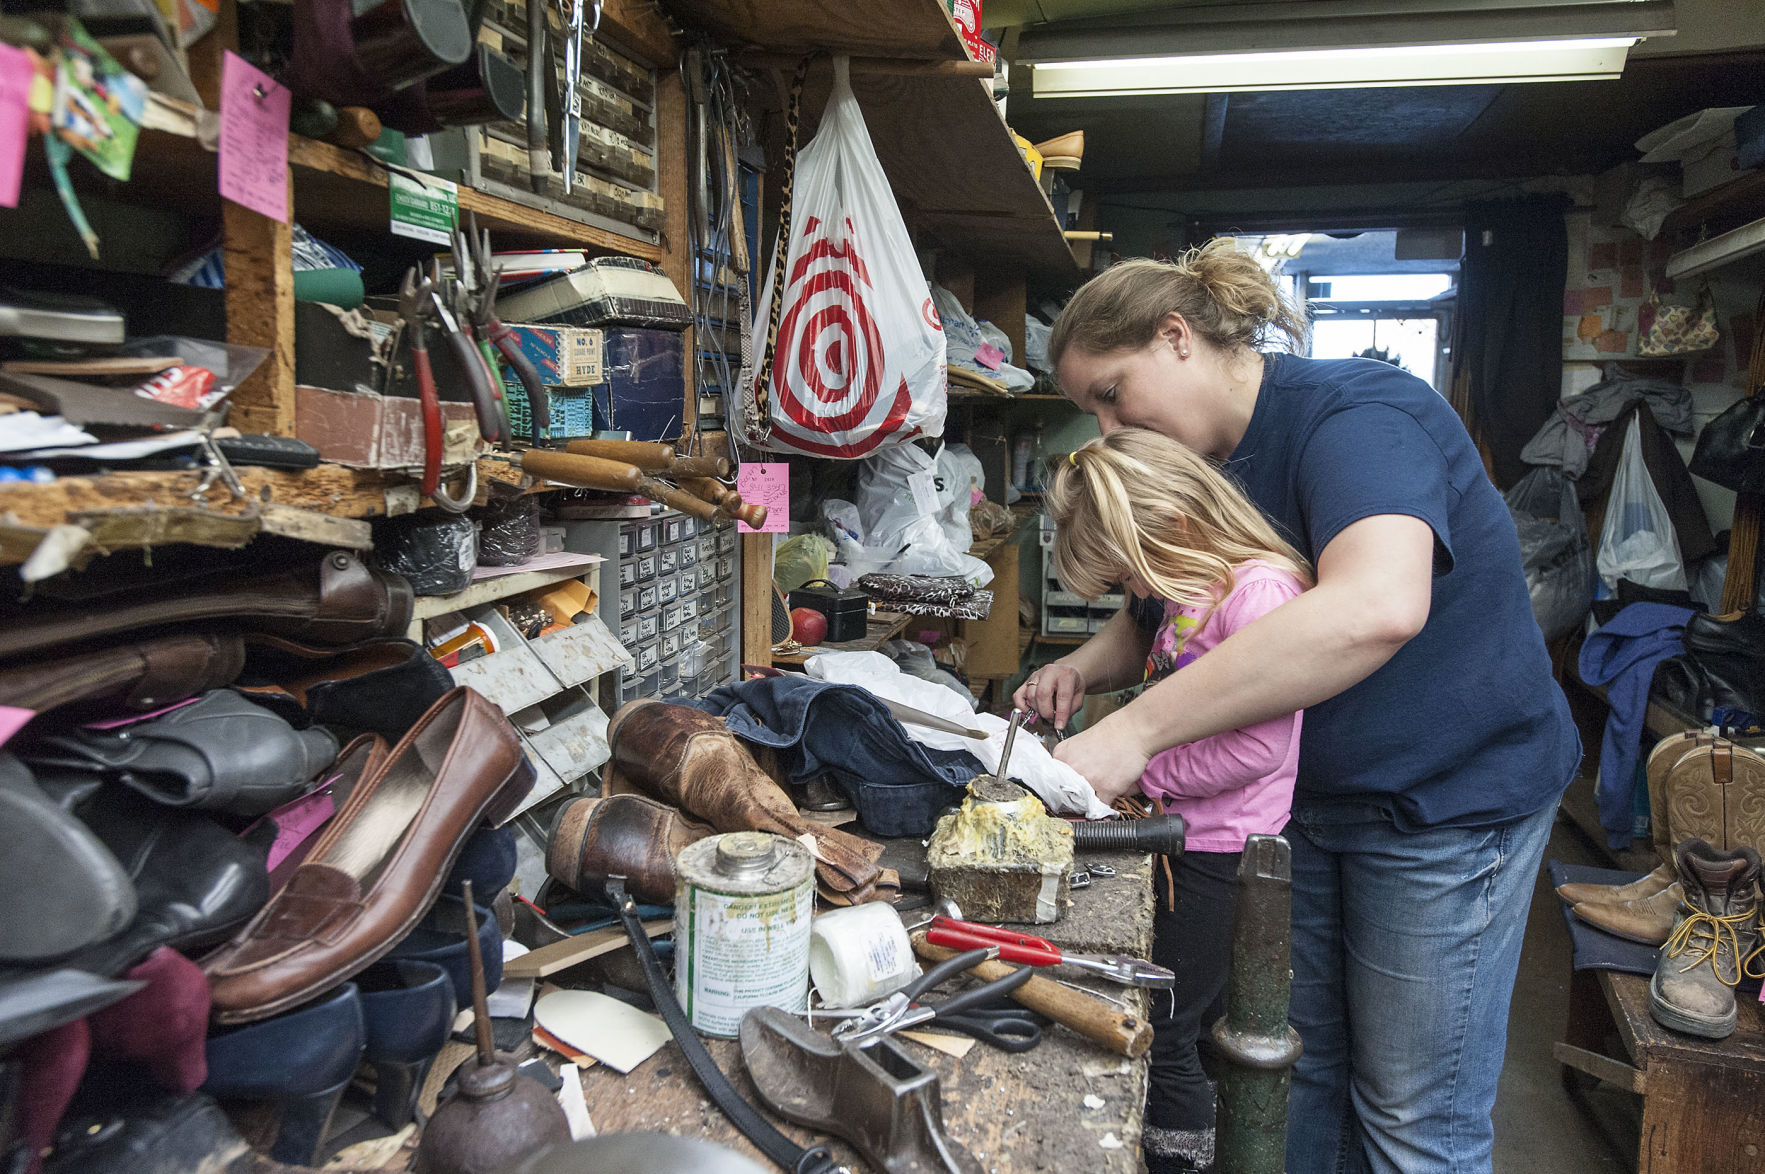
1014, 661, 1088, 731
1054, 721, 1151, 806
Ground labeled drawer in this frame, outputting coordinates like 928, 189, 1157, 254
635, 554, 657, 583
658, 575, 678, 605
660, 547, 678, 575
638, 584, 658, 611
617, 561, 635, 588
638, 614, 659, 641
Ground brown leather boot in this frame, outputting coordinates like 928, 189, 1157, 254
1572, 882, 1684, 945
547, 793, 713, 905
1648, 839, 1762, 1039
1647, 732, 1719, 866
604, 699, 887, 903
1556, 862, 1674, 906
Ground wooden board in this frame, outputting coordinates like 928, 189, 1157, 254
771, 611, 914, 666
575, 850, 1156, 1173
660, 0, 965, 59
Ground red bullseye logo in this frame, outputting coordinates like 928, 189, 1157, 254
763, 216, 914, 457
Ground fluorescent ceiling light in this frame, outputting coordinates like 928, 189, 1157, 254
1032, 38, 1638, 97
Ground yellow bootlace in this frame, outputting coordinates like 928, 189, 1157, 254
1664, 908, 1759, 986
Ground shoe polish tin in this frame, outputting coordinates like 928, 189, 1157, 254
674, 831, 814, 1037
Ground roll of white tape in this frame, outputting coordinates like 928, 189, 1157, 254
808, 902, 922, 1008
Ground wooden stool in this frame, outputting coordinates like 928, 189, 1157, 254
1556, 967, 1765, 1171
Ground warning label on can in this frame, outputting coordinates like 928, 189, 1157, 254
676, 882, 812, 1038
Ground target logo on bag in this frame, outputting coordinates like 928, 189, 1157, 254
745, 57, 947, 458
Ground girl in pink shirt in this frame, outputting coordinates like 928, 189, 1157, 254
1043, 427, 1309, 1174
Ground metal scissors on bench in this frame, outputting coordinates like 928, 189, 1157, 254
827, 947, 1040, 1051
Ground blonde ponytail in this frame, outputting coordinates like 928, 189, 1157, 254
1047, 239, 1308, 367
1047, 428, 1311, 622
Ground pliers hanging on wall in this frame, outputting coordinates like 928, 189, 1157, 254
466, 221, 550, 446
426, 258, 507, 447
396, 267, 475, 512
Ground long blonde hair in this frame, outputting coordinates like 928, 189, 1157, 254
1047, 239, 1309, 367
1048, 428, 1311, 624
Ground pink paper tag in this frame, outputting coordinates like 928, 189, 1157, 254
737, 462, 790, 534
974, 343, 1005, 371
0, 705, 33, 749
219, 51, 290, 223
0, 45, 29, 209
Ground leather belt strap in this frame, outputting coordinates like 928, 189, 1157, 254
605, 878, 839, 1174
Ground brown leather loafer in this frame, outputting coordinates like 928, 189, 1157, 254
0, 632, 244, 717
203, 687, 533, 1024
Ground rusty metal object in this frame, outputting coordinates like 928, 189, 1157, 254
414, 881, 571, 1174
1209, 834, 1302, 1174
740, 1005, 983, 1174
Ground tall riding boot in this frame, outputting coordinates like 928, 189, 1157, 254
604, 699, 886, 903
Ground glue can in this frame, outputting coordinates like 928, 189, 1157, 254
673, 831, 814, 1037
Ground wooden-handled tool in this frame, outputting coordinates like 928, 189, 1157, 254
682, 476, 768, 529
562, 439, 731, 481
912, 933, 1151, 1058
512, 450, 721, 523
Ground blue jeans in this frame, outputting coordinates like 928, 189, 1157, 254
1283, 799, 1557, 1174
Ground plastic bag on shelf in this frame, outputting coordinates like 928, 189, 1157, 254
476, 497, 542, 567
1503, 466, 1594, 640
1595, 416, 1687, 596
773, 533, 834, 596
1024, 315, 1053, 373
933, 284, 1035, 393
375, 512, 477, 596
740, 56, 947, 457
854, 444, 993, 585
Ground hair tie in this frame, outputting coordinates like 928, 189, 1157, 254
1069, 451, 1079, 467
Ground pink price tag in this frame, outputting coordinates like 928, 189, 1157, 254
219, 51, 290, 223
0, 45, 28, 209
0, 705, 33, 749
736, 462, 789, 534
974, 343, 1005, 371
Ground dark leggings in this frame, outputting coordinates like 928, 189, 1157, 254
1144, 849, 1242, 1174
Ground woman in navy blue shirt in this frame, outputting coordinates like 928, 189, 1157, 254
1017, 242, 1578, 1174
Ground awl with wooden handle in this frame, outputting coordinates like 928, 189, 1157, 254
912, 932, 1151, 1058
499, 451, 723, 523
563, 438, 731, 479
682, 476, 768, 529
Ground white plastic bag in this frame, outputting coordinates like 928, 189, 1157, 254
852, 445, 993, 585
742, 56, 946, 457
1595, 416, 1686, 596
804, 652, 1114, 819
933, 283, 1035, 393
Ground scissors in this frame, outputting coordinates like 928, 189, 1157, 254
829, 947, 1038, 1050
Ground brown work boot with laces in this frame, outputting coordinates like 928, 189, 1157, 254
1648, 839, 1762, 1039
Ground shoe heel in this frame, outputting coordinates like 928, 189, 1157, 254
371, 1057, 433, 1128
269, 1077, 350, 1166
481, 757, 538, 827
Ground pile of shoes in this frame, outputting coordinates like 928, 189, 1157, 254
548, 698, 898, 908
0, 548, 538, 1172
1558, 729, 1765, 1039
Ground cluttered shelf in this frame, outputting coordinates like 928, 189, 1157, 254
771, 610, 915, 666
669, 0, 1075, 277
106, 111, 663, 260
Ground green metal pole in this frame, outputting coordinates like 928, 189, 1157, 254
1210, 834, 1303, 1174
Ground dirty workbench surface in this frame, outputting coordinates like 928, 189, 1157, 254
577, 848, 1156, 1173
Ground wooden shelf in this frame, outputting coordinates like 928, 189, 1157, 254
409, 555, 604, 621
288, 139, 664, 260
669, 0, 1077, 278
1661, 169, 1765, 238
771, 609, 914, 665
1665, 213, 1765, 281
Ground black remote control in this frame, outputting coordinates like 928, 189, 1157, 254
213, 434, 322, 470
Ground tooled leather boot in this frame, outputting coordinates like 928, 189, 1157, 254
1648, 838, 1762, 1039
604, 699, 887, 903
1572, 882, 1684, 945
547, 793, 713, 906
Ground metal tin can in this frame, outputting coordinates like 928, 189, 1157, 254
673, 831, 814, 1038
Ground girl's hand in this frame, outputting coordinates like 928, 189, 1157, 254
1015, 662, 1087, 730
1054, 724, 1150, 806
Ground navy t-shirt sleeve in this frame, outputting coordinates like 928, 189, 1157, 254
1296, 403, 1457, 575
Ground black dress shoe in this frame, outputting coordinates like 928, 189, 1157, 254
1684, 610, 1765, 716
65, 790, 270, 978
238, 635, 455, 743
45, 1090, 251, 1174
0, 754, 134, 964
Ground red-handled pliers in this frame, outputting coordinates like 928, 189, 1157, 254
925, 915, 1176, 988
397, 268, 443, 497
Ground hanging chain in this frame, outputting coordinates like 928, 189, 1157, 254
750, 54, 813, 443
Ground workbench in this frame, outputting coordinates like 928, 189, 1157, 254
574, 848, 1157, 1171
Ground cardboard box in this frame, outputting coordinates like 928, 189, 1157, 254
504, 324, 606, 387
295, 384, 478, 469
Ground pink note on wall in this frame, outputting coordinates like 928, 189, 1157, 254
0, 45, 28, 209
219, 51, 290, 223
737, 462, 790, 534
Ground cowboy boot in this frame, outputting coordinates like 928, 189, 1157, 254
604, 699, 886, 902
547, 793, 714, 906
1572, 882, 1684, 945
1556, 862, 1675, 907
1645, 731, 1719, 866
1648, 839, 1762, 1039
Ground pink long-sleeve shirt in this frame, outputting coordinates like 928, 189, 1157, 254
1138, 560, 1307, 852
